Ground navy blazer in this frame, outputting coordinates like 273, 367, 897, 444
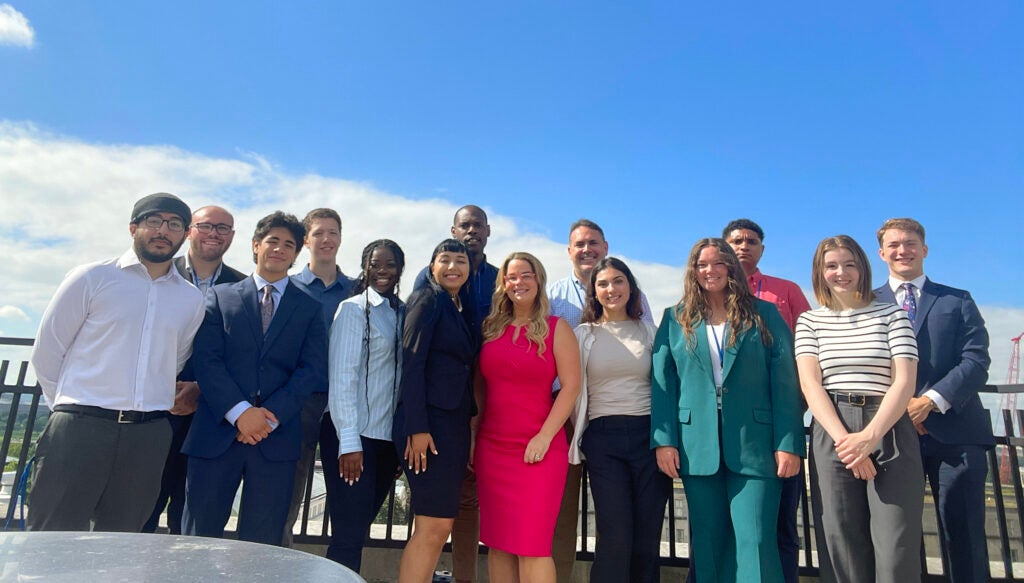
183, 277, 329, 461
396, 286, 478, 436
173, 256, 247, 290
875, 279, 994, 447
173, 256, 246, 382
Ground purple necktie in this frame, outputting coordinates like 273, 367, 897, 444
901, 282, 917, 324
260, 285, 274, 333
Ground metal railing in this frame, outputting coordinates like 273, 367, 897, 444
2, 336, 1023, 580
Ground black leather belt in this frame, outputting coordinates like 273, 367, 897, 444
829, 392, 885, 407
53, 404, 169, 424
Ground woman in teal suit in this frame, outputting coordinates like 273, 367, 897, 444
651, 238, 805, 583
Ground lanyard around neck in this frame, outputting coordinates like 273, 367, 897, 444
710, 322, 726, 368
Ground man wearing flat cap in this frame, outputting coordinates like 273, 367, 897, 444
29, 192, 206, 532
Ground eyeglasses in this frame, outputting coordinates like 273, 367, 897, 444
193, 222, 234, 235
505, 272, 536, 284
141, 216, 186, 232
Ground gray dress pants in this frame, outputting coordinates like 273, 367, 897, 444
811, 400, 924, 583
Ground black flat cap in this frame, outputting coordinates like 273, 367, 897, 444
130, 192, 191, 225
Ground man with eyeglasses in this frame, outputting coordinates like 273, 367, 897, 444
29, 193, 206, 532
143, 205, 247, 534
174, 206, 246, 294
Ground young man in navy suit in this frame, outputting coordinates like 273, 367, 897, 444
182, 211, 328, 546
875, 217, 993, 582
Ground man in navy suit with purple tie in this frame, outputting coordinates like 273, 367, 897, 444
875, 217, 993, 582
182, 211, 328, 546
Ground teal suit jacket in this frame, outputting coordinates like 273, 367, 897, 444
651, 300, 805, 478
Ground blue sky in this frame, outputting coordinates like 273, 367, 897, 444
1, 3, 1022, 379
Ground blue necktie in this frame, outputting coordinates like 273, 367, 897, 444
901, 282, 917, 324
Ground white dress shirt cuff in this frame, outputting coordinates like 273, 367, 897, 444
226, 402, 252, 425
924, 390, 951, 414
339, 427, 363, 456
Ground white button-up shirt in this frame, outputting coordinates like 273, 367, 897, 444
328, 288, 404, 455
31, 248, 205, 412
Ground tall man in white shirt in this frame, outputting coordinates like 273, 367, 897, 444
874, 218, 993, 582
29, 192, 205, 532
547, 218, 653, 582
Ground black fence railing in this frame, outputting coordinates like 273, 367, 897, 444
2, 336, 1023, 580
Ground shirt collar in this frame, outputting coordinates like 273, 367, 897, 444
570, 272, 586, 290
362, 286, 389, 308
296, 264, 346, 288
117, 248, 181, 282
254, 273, 290, 296
185, 252, 223, 282
117, 248, 142, 270
888, 273, 927, 292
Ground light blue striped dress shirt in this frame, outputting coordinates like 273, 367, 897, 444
328, 287, 404, 456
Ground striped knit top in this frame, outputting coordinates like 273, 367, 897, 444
794, 301, 918, 395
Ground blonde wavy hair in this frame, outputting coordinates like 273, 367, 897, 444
482, 252, 551, 357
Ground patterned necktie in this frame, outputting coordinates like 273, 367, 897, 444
260, 285, 274, 333
901, 282, 917, 324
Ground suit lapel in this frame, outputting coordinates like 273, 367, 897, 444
262, 281, 301, 356
691, 320, 713, 377
876, 280, 930, 335
239, 278, 263, 342
915, 278, 939, 334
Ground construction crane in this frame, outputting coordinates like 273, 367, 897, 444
998, 333, 1023, 483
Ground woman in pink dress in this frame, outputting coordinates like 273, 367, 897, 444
474, 252, 581, 583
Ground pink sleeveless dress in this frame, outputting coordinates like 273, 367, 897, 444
475, 315, 568, 557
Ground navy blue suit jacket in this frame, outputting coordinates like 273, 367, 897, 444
183, 276, 329, 461
875, 279, 994, 447
396, 286, 478, 437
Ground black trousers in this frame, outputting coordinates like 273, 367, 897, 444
319, 414, 398, 571
581, 415, 670, 583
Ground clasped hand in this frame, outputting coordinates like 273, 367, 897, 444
834, 431, 879, 481
235, 407, 278, 445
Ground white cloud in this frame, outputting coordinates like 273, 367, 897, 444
2, 120, 1022, 387
0, 305, 28, 320
0, 121, 679, 335
0, 4, 34, 48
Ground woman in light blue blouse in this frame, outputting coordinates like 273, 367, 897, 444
321, 239, 406, 571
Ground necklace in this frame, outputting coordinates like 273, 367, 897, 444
449, 294, 462, 312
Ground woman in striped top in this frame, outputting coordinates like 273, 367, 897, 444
794, 235, 922, 583
324, 239, 406, 571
